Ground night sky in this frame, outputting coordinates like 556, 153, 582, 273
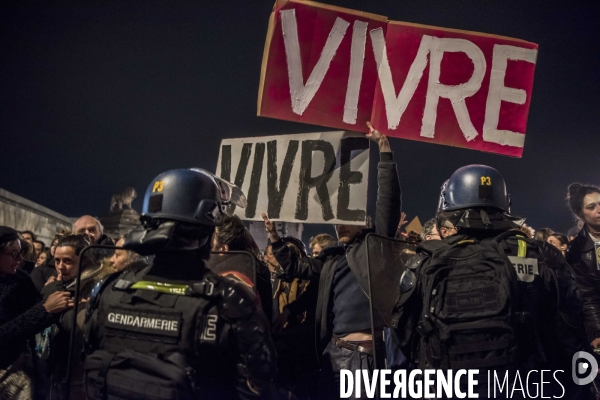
0, 1, 598, 239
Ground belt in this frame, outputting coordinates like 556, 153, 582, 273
331, 335, 374, 356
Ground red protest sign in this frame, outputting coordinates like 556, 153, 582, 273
257, 0, 538, 157
257, 0, 386, 129
370, 22, 538, 157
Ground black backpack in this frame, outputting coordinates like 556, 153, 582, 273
408, 235, 524, 370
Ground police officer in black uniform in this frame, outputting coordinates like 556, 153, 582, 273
84, 168, 277, 400
393, 165, 586, 398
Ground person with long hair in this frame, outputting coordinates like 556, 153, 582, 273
566, 183, 600, 350
40, 234, 102, 399
547, 233, 569, 257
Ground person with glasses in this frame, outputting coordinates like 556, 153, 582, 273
0, 226, 73, 398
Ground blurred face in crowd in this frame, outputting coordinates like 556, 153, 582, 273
33, 241, 43, 256
263, 245, 280, 272
425, 226, 441, 241
439, 225, 458, 239
54, 246, 79, 282
21, 232, 33, 244
335, 224, 364, 244
581, 193, 600, 231
35, 251, 48, 266
312, 243, 323, 258
73, 216, 102, 244
211, 235, 227, 252
110, 238, 130, 272
0, 240, 23, 275
50, 238, 59, 256
547, 236, 567, 255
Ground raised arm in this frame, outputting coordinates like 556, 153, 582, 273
262, 213, 324, 279
366, 122, 401, 238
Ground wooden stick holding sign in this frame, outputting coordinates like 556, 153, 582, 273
216, 124, 381, 225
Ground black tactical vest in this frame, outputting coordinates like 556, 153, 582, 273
84, 267, 240, 400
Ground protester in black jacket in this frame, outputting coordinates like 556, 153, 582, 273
263, 122, 401, 398
0, 226, 72, 398
566, 183, 600, 347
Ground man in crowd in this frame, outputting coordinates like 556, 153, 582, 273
263, 122, 401, 398
72, 215, 107, 245
309, 233, 337, 258
212, 214, 272, 321
20, 230, 36, 245
33, 239, 45, 257
420, 216, 457, 241
72, 215, 114, 262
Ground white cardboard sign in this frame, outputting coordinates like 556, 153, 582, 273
216, 131, 369, 225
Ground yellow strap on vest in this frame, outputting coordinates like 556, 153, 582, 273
517, 239, 527, 258
131, 281, 189, 295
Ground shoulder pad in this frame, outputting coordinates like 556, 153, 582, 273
86, 272, 120, 321
220, 277, 258, 320
399, 269, 417, 294
405, 253, 427, 270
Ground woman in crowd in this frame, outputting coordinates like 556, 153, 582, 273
534, 227, 554, 242
0, 226, 72, 399
40, 234, 104, 400
109, 235, 147, 273
30, 231, 70, 292
547, 232, 569, 257
565, 183, 600, 349
35, 250, 50, 267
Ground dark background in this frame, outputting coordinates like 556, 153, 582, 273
0, 1, 598, 240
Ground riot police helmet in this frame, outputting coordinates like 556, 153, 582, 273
437, 165, 510, 213
141, 168, 245, 226
125, 168, 246, 255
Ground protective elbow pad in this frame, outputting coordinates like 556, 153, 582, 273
220, 281, 258, 320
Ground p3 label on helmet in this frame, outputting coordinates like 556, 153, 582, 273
508, 256, 538, 283
152, 181, 164, 193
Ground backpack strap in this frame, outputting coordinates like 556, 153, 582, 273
96, 351, 118, 399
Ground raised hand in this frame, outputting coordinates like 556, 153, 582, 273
261, 213, 280, 242
397, 212, 408, 234
366, 121, 391, 152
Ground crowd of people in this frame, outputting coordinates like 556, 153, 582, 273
0, 125, 599, 400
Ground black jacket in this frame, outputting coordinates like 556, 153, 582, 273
567, 227, 600, 340
30, 263, 57, 292
0, 269, 54, 368
273, 151, 401, 353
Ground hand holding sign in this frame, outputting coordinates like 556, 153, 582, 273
262, 213, 280, 243
366, 121, 390, 152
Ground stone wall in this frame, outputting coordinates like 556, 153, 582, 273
0, 188, 73, 246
